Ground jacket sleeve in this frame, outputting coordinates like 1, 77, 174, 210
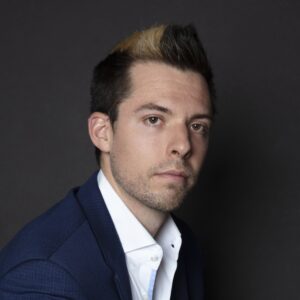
0, 259, 87, 300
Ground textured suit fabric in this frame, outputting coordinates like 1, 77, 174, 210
0, 172, 204, 299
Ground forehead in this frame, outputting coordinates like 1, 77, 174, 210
122, 61, 211, 114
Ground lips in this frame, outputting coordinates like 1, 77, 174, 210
158, 170, 187, 177
155, 169, 188, 182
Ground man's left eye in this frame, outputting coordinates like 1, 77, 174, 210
191, 123, 208, 134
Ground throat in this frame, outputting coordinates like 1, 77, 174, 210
122, 194, 168, 237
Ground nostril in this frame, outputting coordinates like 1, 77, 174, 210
171, 149, 180, 156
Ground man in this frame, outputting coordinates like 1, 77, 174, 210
0, 24, 215, 299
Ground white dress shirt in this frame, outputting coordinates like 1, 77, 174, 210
98, 171, 182, 300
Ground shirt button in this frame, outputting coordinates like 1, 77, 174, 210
142, 291, 148, 300
150, 255, 159, 262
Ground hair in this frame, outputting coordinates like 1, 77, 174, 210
90, 24, 215, 165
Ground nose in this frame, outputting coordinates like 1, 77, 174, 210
167, 125, 192, 159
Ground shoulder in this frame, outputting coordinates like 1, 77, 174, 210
0, 259, 87, 299
0, 188, 91, 298
0, 187, 86, 278
0, 172, 118, 299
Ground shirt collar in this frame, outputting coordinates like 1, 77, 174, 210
98, 170, 156, 253
156, 216, 182, 261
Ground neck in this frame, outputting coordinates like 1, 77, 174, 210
119, 192, 168, 237
101, 163, 168, 237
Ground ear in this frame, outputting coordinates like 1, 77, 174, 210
88, 112, 113, 153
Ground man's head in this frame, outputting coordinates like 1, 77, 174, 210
90, 24, 215, 165
88, 24, 215, 214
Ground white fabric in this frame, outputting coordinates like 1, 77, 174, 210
98, 170, 182, 300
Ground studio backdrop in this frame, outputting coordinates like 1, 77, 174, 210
0, 1, 299, 299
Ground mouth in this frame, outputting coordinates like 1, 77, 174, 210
154, 169, 188, 183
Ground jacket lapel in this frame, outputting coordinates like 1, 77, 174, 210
170, 242, 189, 300
171, 215, 205, 300
76, 172, 132, 300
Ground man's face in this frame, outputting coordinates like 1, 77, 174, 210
104, 61, 212, 212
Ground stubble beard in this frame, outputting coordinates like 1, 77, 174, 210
110, 154, 197, 213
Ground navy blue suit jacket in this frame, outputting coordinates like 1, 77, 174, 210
0, 172, 204, 299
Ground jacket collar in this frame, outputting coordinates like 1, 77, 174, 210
76, 171, 132, 300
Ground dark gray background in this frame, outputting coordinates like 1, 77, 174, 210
0, 0, 299, 299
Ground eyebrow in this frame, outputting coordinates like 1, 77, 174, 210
190, 113, 214, 121
134, 102, 213, 121
134, 103, 171, 114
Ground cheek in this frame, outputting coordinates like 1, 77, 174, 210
111, 135, 133, 162
111, 131, 154, 170
191, 140, 209, 167
118, 122, 160, 152
111, 118, 166, 173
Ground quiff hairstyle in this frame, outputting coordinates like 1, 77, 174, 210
90, 24, 215, 164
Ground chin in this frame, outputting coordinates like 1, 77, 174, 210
146, 195, 185, 213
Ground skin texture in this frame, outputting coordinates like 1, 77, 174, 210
88, 61, 212, 236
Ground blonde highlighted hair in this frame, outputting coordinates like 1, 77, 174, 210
112, 25, 166, 59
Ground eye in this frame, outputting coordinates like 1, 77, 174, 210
190, 122, 209, 136
144, 116, 162, 126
